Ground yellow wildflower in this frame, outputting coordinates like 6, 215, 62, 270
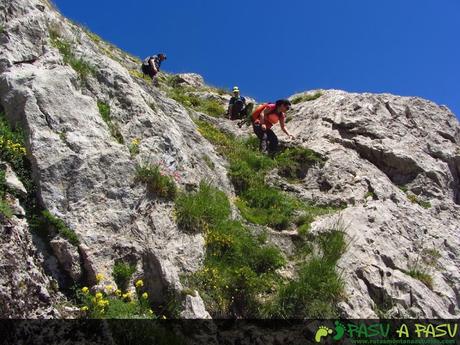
115, 289, 122, 297
122, 292, 132, 301
135, 280, 144, 288
105, 285, 114, 293
131, 138, 140, 145
95, 273, 104, 283
81, 286, 89, 294
95, 292, 103, 300
142, 292, 148, 300
80, 306, 89, 311
97, 299, 109, 308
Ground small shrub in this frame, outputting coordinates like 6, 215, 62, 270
175, 182, 230, 232
112, 262, 136, 291
42, 210, 80, 246
135, 163, 177, 199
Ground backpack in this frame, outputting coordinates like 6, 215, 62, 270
141, 55, 159, 75
252, 103, 276, 122
141, 63, 150, 75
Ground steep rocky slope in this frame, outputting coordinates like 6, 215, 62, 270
0, 0, 459, 319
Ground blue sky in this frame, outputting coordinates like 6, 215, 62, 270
53, 0, 460, 118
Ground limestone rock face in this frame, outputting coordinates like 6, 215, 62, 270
0, 0, 230, 315
0, 198, 62, 318
1, 0, 459, 320
171, 73, 205, 88
280, 90, 460, 318
180, 292, 212, 319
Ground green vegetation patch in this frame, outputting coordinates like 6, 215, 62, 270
262, 228, 346, 318
128, 138, 140, 157
406, 192, 431, 209
49, 29, 95, 82
181, 121, 347, 317
406, 269, 433, 290
195, 120, 335, 231
175, 182, 230, 233
178, 183, 285, 317
166, 86, 225, 117
0, 168, 12, 219
78, 276, 155, 319
97, 101, 124, 144
129, 69, 152, 83
112, 261, 136, 291
42, 210, 80, 246
135, 163, 177, 200
276, 147, 325, 180
0, 113, 30, 219
291, 91, 323, 105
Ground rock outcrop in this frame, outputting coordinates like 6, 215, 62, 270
0, 0, 459, 320
283, 90, 460, 317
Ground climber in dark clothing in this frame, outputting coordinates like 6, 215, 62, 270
228, 86, 250, 120
252, 99, 294, 154
141, 53, 167, 85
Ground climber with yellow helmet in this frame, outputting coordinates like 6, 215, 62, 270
227, 86, 252, 120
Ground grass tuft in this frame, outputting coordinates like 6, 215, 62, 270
175, 182, 230, 233
407, 269, 433, 289
49, 29, 95, 83
291, 91, 322, 105
275, 147, 325, 181
42, 210, 80, 246
135, 163, 177, 199
97, 102, 124, 144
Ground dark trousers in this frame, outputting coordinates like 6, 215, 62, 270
252, 123, 278, 153
230, 103, 247, 120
